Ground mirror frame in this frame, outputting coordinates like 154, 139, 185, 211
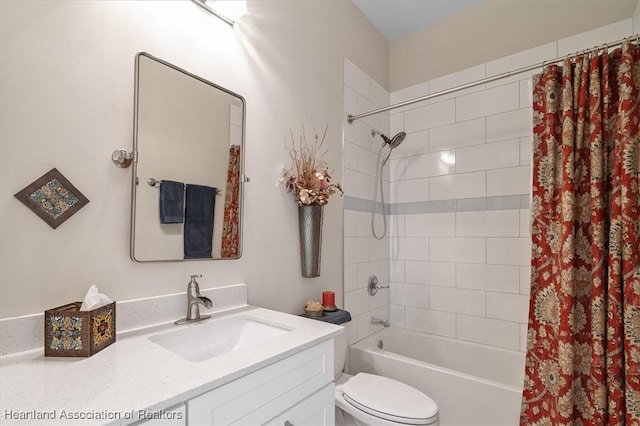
130, 52, 246, 262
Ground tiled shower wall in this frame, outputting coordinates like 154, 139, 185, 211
343, 19, 637, 351
342, 59, 391, 346
386, 19, 636, 352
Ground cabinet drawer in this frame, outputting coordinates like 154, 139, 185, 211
243, 383, 334, 426
188, 339, 333, 426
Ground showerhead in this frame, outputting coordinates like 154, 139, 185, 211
372, 130, 406, 149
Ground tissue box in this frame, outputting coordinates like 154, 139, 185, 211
44, 301, 116, 357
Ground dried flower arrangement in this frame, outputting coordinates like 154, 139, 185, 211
282, 124, 343, 206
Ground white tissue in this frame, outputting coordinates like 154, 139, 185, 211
80, 285, 113, 311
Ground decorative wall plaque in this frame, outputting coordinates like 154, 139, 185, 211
14, 168, 89, 229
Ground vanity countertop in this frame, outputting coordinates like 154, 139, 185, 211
0, 306, 343, 426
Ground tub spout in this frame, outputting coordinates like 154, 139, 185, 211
371, 317, 389, 327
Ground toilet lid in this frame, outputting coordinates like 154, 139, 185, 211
342, 373, 438, 425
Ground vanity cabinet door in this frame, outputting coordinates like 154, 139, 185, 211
187, 340, 333, 426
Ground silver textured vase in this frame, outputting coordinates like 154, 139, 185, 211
298, 204, 323, 278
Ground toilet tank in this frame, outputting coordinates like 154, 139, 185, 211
334, 324, 348, 378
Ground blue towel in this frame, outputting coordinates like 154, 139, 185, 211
159, 180, 185, 224
184, 184, 216, 259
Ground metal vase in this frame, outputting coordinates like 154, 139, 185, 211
298, 204, 323, 278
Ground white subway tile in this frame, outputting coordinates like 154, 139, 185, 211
429, 174, 455, 201
391, 283, 428, 308
456, 210, 520, 237
557, 19, 634, 57
390, 82, 429, 114
430, 172, 486, 200
344, 237, 369, 264
390, 130, 429, 159
344, 85, 358, 115
429, 118, 485, 152
356, 262, 379, 291
405, 261, 456, 286
520, 136, 533, 166
404, 151, 456, 179
487, 166, 531, 196
405, 100, 456, 132
344, 288, 369, 317
359, 96, 381, 130
390, 260, 405, 282
405, 307, 456, 338
429, 64, 486, 102
344, 118, 370, 150
520, 209, 531, 237
344, 58, 369, 96
393, 237, 429, 261
389, 158, 405, 182
520, 266, 532, 295
430, 237, 486, 263
486, 108, 532, 143
520, 79, 533, 109
487, 237, 531, 266
405, 212, 455, 237
354, 211, 371, 238
456, 139, 520, 173
486, 292, 530, 323
457, 315, 520, 350
390, 112, 404, 137
343, 169, 371, 199
343, 141, 359, 172
456, 83, 519, 121
391, 178, 429, 204
344, 264, 358, 293
520, 323, 528, 352
370, 77, 390, 109
345, 320, 358, 345
456, 263, 520, 293
344, 210, 358, 237
371, 236, 390, 261
429, 286, 485, 316
357, 305, 390, 341
377, 259, 390, 284
390, 215, 405, 238
356, 145, 378, 177
390, 304, 405, 328
370, 286, 390, 310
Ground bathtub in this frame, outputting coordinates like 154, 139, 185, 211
348, 328, 525, 426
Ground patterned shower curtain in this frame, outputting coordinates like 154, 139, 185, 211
221, 145, 241, 258
520, 40, 640, 424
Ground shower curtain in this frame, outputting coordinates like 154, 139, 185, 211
520, 40, 640, 424
221, 145, 241, 258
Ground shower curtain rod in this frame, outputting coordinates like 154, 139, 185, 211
347, 35, 639, 124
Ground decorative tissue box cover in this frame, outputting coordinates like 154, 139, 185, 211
44, 302, 116, 357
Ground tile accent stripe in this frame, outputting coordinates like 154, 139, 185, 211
344, 195, 530, 214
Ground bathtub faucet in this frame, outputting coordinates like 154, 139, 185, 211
371, 317, 389, 327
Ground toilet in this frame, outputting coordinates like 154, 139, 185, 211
334, 330, 439, 425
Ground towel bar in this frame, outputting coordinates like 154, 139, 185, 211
147, 178, 221, 195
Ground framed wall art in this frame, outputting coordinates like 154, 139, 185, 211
14, 168, 89, 229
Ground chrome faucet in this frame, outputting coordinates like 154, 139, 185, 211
175, 274, 212, 325
371, 317, 390, 327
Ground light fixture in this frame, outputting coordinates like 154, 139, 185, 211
191, 0, 246, 26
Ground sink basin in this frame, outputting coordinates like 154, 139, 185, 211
149, 316, 293, 362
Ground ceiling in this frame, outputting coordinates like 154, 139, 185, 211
352, 0, 486, 42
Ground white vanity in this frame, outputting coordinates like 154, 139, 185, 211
0, 304, 342, 426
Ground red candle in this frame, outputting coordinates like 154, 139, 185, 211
322, 291, 335, 308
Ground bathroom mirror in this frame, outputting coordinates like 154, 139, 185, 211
131, 52, 245, 262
